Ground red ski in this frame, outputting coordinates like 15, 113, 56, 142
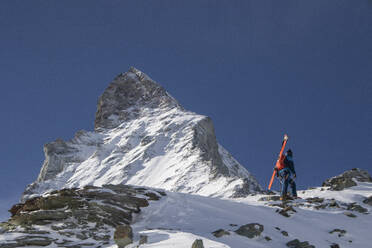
268, 134, 289, 190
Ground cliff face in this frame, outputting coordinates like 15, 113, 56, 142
23, 67, 261, 202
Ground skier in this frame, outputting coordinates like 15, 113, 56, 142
276, 149, 297, 200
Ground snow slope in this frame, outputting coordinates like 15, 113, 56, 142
23, 68, 261, 201
125, 182, 372, 248
4, 181, 370, 248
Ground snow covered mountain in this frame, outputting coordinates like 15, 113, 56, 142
1, 69, 371, 247
22, 67, 261, 201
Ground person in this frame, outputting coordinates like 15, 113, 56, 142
277, 149, 297, 200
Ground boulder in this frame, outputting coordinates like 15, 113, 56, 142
281, 231, 289, 236
363, 196, 372, 206
139, 235, 148, 245
305, 197, 324, 204
114, 225, 133, 248
329, 229, 346, 237
191, 239, 204, 248
286, 239, 315, 248
346, 203, 368, 213
322, 168, 372, 191
343, 212, 357, 218
235, 223, 264, 239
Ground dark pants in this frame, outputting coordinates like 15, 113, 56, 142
279, 168, 297, 197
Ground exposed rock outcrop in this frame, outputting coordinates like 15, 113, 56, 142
363, 196, 372, 206
286, 239, 315, 248
234, 223, 264, 239
1, 184, 163, 248
322, 168, 372, 191
191, 239, 204, 248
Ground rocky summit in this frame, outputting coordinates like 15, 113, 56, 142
23, 67, 261, 202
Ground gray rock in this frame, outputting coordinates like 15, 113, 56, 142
212, 229, 230, 238
322, 168, 372, 191
281, 231, 289, 236
191, 239, 204, 248
235, 223, 264, 239
15, 236, 54, 246
114, 225, 133, 248
343, 212, 357, 218
0, 243, 18, 248
139, 235, 148, 245
347, 203, 368, 213
363, 196, 372, 206
286, 239, 315, 248
305, 197, 324, 204
328, 200, 339, 208
278, 206, 297, 217
258, 195, 281, 201
329, 229, 346, 237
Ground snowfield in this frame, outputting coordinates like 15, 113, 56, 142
2, 182, 370, 247
117, 182, 371, 248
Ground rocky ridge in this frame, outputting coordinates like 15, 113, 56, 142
322, 168, 372, 191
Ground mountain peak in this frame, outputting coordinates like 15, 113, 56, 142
94, 67, 180, 130
22, 68, 262, 202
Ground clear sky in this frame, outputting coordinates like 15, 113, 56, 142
1, 1, 371, 221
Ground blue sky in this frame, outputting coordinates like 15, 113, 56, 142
0, 1, 371, 221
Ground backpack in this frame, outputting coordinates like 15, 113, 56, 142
275, 154, 286, 171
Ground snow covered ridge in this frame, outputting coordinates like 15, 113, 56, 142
22, 67, 261, 201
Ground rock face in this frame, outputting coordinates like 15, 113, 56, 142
322, 168, 372, 191
95, 67, 180, 130
23, 67, 261, 201
1, 184, 163, 248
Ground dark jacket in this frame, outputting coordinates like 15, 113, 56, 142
284, 155, 296, 175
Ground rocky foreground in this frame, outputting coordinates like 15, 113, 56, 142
0, 185, 164, 248
1, 168, 371, 248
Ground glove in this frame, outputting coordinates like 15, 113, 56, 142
293, 174, 297, 179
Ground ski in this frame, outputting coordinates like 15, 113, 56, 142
268, 134, 289, 190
